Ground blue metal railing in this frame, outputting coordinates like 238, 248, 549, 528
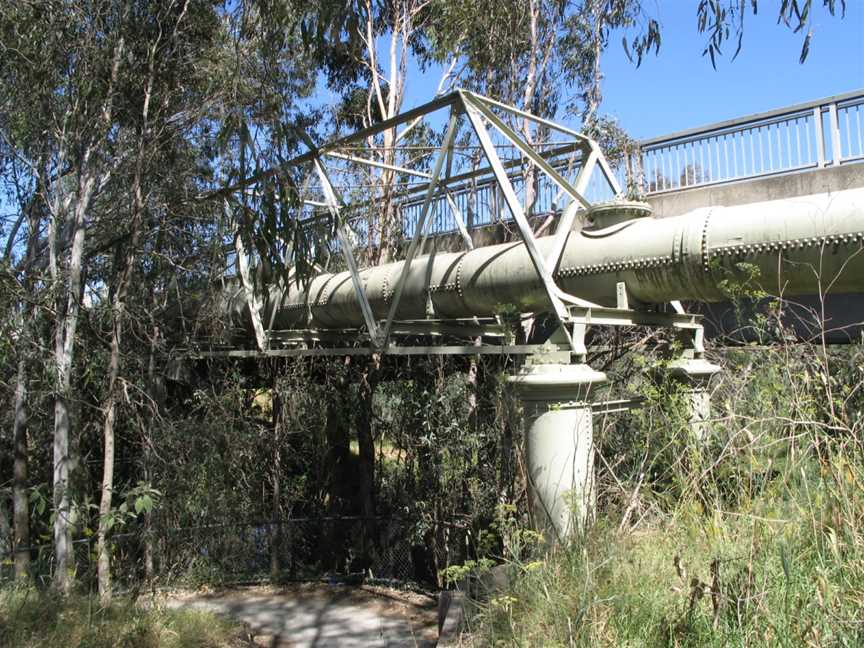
327, 90, 864, 251
623, 89, 864, 195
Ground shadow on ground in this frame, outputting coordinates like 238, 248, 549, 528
166, 583, 438, 647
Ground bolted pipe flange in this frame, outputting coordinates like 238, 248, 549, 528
509, 362, 607, 541
583, 201, 653, 230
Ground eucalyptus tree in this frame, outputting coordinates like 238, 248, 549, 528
0, 0, 324, 596
91, 0, 327, 601
0, 1, 134, 592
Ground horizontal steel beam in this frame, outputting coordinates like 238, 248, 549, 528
183, 343, 558, 358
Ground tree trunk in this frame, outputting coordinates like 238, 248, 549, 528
12, 358, 31, 581
142, 321, 162, 584
50, 36, 124, 594
96, 36, 153, 603
0, 497, 11, 566
324, 362, 350, 571
356, 358, 379, 556
270, 373, 283, 581
96, 311, 122, 605
52, 218, 87, 594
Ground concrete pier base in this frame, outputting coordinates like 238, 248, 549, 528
666, 358, 721, 439
509, 362, 607, 540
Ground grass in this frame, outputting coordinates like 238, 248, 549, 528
467, 452, 864, 646
463, 342, 864, 646
0, 587, 249, 648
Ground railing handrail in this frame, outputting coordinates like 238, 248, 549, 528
639, 89, 864, 148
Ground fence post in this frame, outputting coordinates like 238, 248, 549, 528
828, 102, 843, 166
814, 106, 827, 167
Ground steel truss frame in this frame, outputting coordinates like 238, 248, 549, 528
199, 90, 707, 361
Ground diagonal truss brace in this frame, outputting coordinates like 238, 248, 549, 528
469, 90, 622, 197
313, 156, 381, 344
463, 90, 592, 211
444, 190, 474, 250
460, 91, 600, 337
379, 109, 461, 347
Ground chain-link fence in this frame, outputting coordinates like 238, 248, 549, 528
1, 515, 470, 590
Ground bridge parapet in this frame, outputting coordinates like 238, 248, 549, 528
624, 89, 864, 196
378, 90, 864, 240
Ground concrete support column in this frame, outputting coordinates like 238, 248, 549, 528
666, 358, 721, 439
509, 361, 607, 540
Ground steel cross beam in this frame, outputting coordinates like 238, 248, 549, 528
379, 109, 461, 347
460, 92, 600, 328
312, 156, 381, 343
322, 151, 432, 179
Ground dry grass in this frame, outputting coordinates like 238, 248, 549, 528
0, 587, 250, 648
465, 340, 864, 646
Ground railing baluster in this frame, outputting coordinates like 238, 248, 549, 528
794, 118, 801, 167
716, 136, 722, 181
664, 147, 671, 191
674, 145, 680, 188
706, 137, 714, 183
757, 126, 764, 172
785, 119, 792, 168
732, 131, 739, 178
856, 105, 863, 157
749, 128, 756, 175
768, 124, 775, 171
685, 143, 691, 185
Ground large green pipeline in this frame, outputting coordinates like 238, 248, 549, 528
231, 188, 864, 332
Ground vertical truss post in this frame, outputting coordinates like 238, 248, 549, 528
460, 91, 598, 328
379, 109, 461, 347
313, 157, 381, 344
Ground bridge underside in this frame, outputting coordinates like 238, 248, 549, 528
182, 89, 864, 361
177, 89, 864, 540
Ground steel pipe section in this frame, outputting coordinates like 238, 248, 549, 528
230, 188, 864, 332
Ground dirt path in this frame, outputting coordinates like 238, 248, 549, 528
164, 583, 439, 647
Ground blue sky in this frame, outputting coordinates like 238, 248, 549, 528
396, 3, 864, 140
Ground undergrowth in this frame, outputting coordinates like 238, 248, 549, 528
461, 306, 864, 646
0, 587, 248, 648
466, 453, 864, 646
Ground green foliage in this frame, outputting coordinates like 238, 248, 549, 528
466, 300, 864, 646
697, 0, 847, 68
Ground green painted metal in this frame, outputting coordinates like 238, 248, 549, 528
509, 361, 607, 539
227, 188, 864, 335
